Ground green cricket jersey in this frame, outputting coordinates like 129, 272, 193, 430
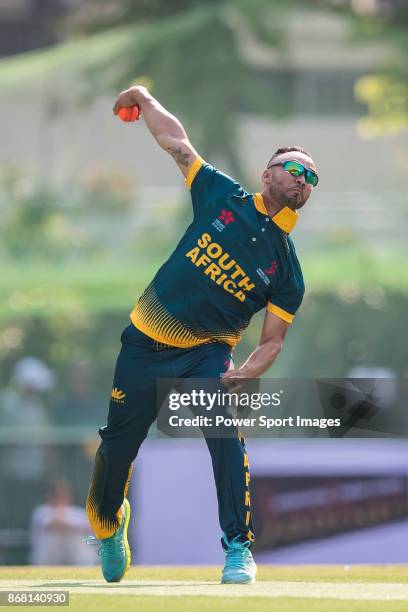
131, 157, 305, 348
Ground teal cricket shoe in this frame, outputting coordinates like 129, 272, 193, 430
85, 498, 131, 583
221, 534, 257, 584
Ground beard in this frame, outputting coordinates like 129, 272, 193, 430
269, 184, 308, 210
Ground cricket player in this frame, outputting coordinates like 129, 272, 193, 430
85, 85, 318, 584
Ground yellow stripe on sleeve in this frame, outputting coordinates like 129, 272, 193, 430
267, 303, 295, 324
185, 156, 204, 189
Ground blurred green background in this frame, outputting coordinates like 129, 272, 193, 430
0, 0, 407, 397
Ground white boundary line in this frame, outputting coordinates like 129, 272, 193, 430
1, 580, 408, 600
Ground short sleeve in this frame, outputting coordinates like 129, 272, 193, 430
267, 251, 305, 324
185, 157, 246, 217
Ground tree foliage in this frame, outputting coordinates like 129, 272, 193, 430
314, 0, 408, 136
73, 0, 407, 146
71, 0, 299, 177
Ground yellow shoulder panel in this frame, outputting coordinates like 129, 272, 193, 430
266, 303, 294, 324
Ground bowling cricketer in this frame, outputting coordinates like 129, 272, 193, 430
85, 85, 319, 584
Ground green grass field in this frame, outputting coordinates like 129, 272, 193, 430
1, 566, 408, 612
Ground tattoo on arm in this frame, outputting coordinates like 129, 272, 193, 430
167, 146, 191, 167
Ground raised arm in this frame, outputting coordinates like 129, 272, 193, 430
113, 85, 200, 177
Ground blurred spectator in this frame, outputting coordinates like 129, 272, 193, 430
397, 369, 408, 432
54, 360, 104, 426
0, 357, 55, 529
29, 479, 97, 565
51, 361, 104, 508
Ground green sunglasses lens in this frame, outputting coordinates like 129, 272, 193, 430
282, 161, 319, 186
283, 161, 303, 176
305, 170, 318, 186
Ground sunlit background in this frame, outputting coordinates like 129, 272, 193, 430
0, 0, 407, 566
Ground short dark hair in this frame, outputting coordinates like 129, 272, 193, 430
267, 146, 312, 168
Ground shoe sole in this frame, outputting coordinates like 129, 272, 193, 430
122, 498, 131, 575
221, 577, 256, 585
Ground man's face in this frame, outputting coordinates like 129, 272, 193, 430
262, 151, 318, 210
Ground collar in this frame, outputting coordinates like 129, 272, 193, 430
253, 193, 298, 234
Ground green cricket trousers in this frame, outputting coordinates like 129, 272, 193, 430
85, 323, 254, 549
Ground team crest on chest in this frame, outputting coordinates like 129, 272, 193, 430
265, 261, 278, 275
256, 268, 270, 286
256, 261, 278, 286
212, 208, 235, 232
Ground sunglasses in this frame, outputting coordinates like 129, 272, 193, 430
268, 160, 319, 187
